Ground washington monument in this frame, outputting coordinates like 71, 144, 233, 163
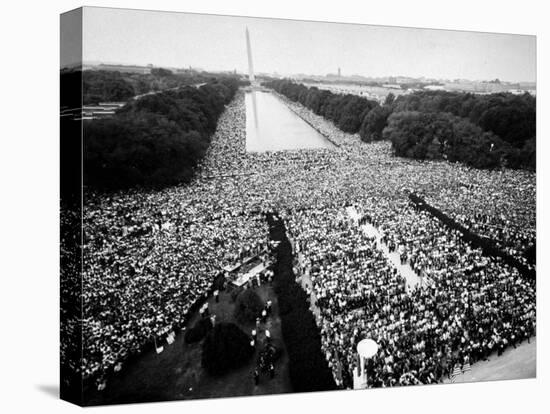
245, 27, 255, 84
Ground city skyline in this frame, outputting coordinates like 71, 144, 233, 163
78, 7, 536, 83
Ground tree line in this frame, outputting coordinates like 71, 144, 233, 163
263, 79, 535, 170
84, 78, 243, 190
83, 68, 221, 105
389, 90, 535, 169
263, 79, 378, 134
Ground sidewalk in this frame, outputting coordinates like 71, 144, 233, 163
444, 339, 536, 384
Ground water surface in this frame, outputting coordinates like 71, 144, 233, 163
245, 91, 334, 152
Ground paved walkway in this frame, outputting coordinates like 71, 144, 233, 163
293, 207, 424, 321
444, 339, 536, 384
346, 207, 424, 292
296, 252, 322, 319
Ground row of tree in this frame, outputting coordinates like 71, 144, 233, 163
83, 70, 135, 103
83, 68, 217, 105
388, 90, 535, 169
263, 79, 378, 134
385, 111, 506, 168
84, 78, 242, 190
392, 90, 535, 147
263, 79, 535, 170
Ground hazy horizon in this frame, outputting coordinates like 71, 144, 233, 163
77, 7, 536, 83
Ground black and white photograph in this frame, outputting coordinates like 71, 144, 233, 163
55, 2, 542, 409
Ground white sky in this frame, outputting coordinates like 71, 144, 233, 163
81, 7, 536, 82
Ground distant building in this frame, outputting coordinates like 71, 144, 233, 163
424, 85, 445, 91
338, 67, 341, 77
443, 81, 519, 94
382, 84, 402, 90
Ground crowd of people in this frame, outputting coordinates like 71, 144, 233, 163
425, 176, 535, 269
64, 88, 536, 392
287, 199, 535, 388
82, 201, 268, 381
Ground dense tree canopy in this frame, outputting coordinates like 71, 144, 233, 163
150, 67, 173, 77
264, 79, 535, 171
392, 90, 536, 148
84, 78, 241, 190
387, 91, 535, 169
359, 105, 392, 142
82, 68, 223, 104
263, 79, 379, 134
83, 70, 135, 104
383, 111, 505, 168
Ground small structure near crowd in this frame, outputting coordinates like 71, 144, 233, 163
353, 339, 379, 389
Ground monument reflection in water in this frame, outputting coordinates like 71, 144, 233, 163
245, 90, 335, 152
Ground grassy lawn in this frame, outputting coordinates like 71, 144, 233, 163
85, 282, 292, 406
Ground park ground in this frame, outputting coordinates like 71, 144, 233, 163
84, 282, 292, 406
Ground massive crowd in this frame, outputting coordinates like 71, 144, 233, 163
425, 177, 535, 268
287, 201, 535, 388
81, 191, 268, 380
64, 88, 536, 391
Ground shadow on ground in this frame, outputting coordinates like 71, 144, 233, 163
36, 384, 59, 399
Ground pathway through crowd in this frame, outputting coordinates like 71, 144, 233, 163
346, 206, 424, 292
293, 206, 426, 320
295, 253, 321, 319
293, 206, 426, 322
